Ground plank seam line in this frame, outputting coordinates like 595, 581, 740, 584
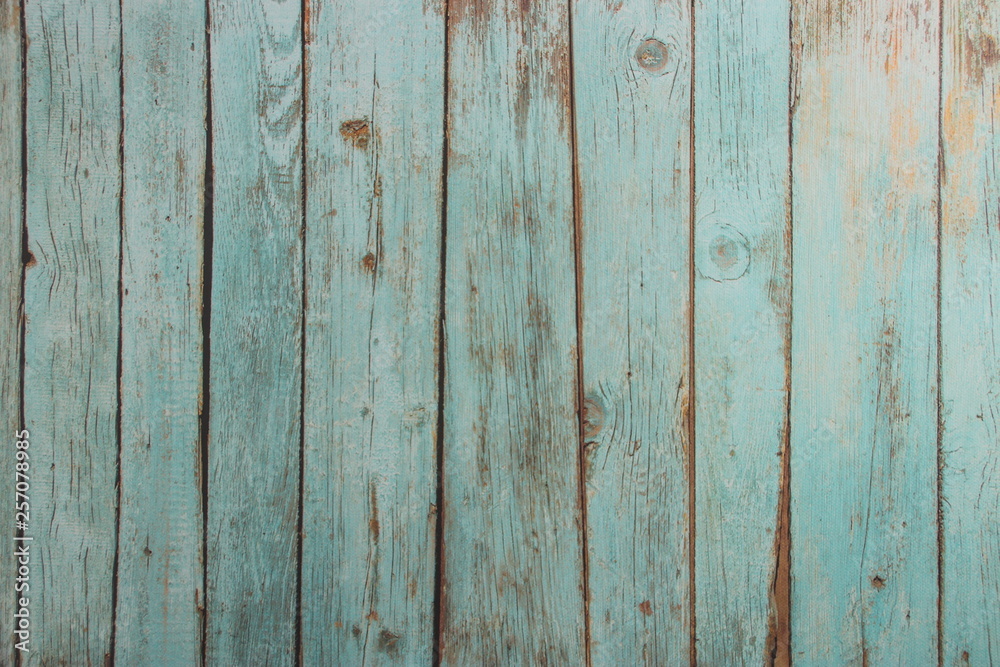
294, 1, 309, 664
199, 2, 215, 661
688, 0, 697, 663
109, 1, 126, 661
565, 0, 592, 663
934, 0, 945, 663
432, 0, 450, 663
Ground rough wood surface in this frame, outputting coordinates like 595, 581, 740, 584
439, 0, 587, 663
0, 1, 20, 663
22, 1, 122, 664
789, 0, 941, 663
693, 0, 792, 663
205, 1, 302, 664
941, 0, 1000, 663
572, 1, 692, 663
116, 0, 206, 663
299, 0, 445, 664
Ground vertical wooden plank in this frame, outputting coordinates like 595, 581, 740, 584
300, 0, 444, 664
941, 1, 1000, 662
790, 0, 940, 663
0, 0, 20, 662
572, 1, 691, 662
693, 0, 791, 663
440, 0, 586, 663
116, 0, 206, 663
206, 0, 302, 664
23, 0, 121, 664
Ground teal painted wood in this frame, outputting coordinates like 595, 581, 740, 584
206, 0, 302, 663
439, 0, 586, 663
941, 1, 1000, 662
693, 0, 792, 662
23, 0, 121, 664
571, 1, 691, 663
300, 0, 444, 664
117, 0, 206, 663
0, 1, 20, 663
789, 0, 940, 663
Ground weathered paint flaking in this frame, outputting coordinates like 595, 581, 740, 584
694, 0, 792, 662
572, 1, 692, 663
206, 0, 302, 664
300, 0, 445, 663
941, 0, 1000, 663
116, 0, 206, 663
23, 1, 122, 664
790, 0, 941, 663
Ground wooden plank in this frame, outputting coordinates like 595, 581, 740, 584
692, 0, 792, 663
571, 1, 692, 663
116, 0, 206, 663
299, 0, 444, 664
205, 1, 302, 663
22, 1, 121, 664
439, 0, 586, 663
0, 0, 20, 663
789, 0, 940, 663
941, 0, 1000, 662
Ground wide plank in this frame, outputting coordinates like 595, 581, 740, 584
789, 0, 940, 663
941, 0, 1000, 662
693, 0, 792, 662
572, 1, 692, 663
0, 0, 20, 663
439, 0, 587, 662
206, 1, 302, 663
300, 0, 445, 664
116, 0, 206, 663
23, 1, 122, 663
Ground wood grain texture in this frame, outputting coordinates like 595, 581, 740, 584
571, 1, 691, 663
692, 0, 792, 663
789, 0, 940, 663
206, 0, 302, 663
439, 0, 586, 663
941, 0, 1000, 663
300, 0, 444, 664
0, 0, 20, 663
22, 0, 121, 664
116, 0, 206, 663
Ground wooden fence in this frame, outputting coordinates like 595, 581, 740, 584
1, 0, 998, 664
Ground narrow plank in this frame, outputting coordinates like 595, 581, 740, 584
0, 0, 20, 663
22, 1, 122, 664
300, 0, 444, 664
116, 0, 206, 663
692, 0, 792, 662
440, 0, 586, 662
572, 1, 692, 662
941, 0, 1000, 662
789, 0, 940, 663
206, 1, 302, 663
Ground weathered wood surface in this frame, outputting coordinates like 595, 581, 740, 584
572, 1, 691, 663
23, 1, 122, 664
693, 0, 792, 663
438, 0, 586, 663
941, 0, 1000, 663
205, 0, 302, 664
300, 0, 444, 664
116, 0, 206, 663
6, 0, 1000, 664
790, 0, 941, 663
0, 1, 20, 665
